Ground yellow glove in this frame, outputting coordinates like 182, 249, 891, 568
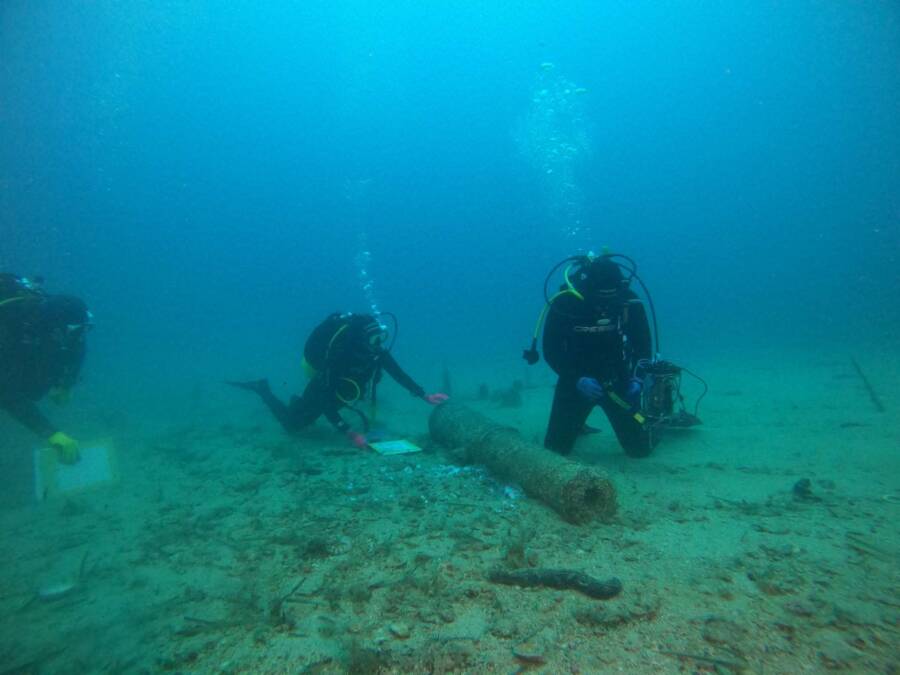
49, 386, 71, 406
48, 431, 80, 464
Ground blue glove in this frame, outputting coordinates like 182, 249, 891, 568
576, 377, 605, 402
626, 378, 643, 406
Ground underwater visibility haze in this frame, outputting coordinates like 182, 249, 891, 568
1, 1, 899, 672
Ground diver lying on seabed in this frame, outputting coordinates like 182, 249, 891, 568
229, 311, 447, 448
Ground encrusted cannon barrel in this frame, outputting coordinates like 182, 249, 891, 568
429, 403, 616, 524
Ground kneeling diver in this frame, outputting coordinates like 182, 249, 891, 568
523, 251, 702, 457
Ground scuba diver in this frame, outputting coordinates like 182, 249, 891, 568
523, 251, 703, 457
0, 274, 92, 464
228, 311, 448, 448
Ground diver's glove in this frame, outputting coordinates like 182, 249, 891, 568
346, 431, 368, 450
626, 378, 643, 408
576, 377, 605, 402
48, 431, 80, 464
424, 393, 449, 405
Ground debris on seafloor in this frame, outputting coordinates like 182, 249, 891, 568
492, 380, 524, 408
658, 649, 750, 674
844, 531, 893, 563
477, 383, 490, 401
19, 552, 93, 612
487, 567, 623, 600
35, 580, 78, 603
441, 362, 452, 397
0, 647, 68, 675
512, 640, 546, 665
850, 356, 885, 413
792, 478, 819, 502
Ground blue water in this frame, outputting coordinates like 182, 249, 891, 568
4, 3, 898, 419
2, 4, 899, 671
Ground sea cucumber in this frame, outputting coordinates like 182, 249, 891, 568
487, 567, 622, 599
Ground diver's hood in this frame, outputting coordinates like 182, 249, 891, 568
574, 257, 626, 297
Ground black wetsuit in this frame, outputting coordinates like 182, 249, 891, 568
258, 313, 425, 434
543, 288, 654, 457
0, 282, 86, 437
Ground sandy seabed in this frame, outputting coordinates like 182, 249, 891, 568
1, 351, 897, 674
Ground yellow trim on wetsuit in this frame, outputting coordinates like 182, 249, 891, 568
326, 323, 348, 357
562, 263, 585, 301
311, 321, 361, 403
530, 288, 580, 341
336, 377, 361, 404
607, 390, 645, 425
301, 357, 317, 378
528, 264, 588, 342
0, 296, 27, 309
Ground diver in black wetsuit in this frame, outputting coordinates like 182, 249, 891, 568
0, 274, 92, 463
524, 253, 657, 457
229, 312, 448, 448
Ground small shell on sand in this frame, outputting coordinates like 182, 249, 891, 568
513, 641, 546, 664
37, 581, 77, 601
389, 622, 410, 639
